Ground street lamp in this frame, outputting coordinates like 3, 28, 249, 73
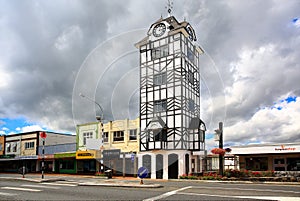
79, 93, 104, 122
215, 122, 223, 176
79, 93, 105, 173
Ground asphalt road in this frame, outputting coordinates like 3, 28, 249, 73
0, 179, 299, 200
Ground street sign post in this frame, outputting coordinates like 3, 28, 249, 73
40, 132, 47, 179
137, 166, 148, 184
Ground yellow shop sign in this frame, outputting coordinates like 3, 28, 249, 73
76, 150, 97, 159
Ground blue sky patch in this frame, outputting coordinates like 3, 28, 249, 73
0, 117, 44, 135
285, 96, 296, 103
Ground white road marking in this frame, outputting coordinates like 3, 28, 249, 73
178, 192, 300, 201
143, 186, 192, 201
21, 184, 60, 189
238, 196, 300, 201
191, 186, 300, 194
1, 186, 41, 192
0, 191, 17, 196
144, 185, 300, 201
41, 182, 77, 187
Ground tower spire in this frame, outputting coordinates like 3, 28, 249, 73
165, 0, 173, 16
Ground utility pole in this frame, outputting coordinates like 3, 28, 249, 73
215, 122, 223, 176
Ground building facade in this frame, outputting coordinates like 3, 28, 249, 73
231, 142, 300, 171
135, 15, 206, 179
76, 118, 139, 175
0, 131, 75, 173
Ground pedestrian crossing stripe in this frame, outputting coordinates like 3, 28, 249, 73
1, 186, 41, 192
0, 191, 17, 196
21, 184, 60, 189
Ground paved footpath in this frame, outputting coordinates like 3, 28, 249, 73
1, 173, 299, 187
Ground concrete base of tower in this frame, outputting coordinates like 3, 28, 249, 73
137, 150, 204, 180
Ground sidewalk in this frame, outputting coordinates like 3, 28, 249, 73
0, 173, 162, 188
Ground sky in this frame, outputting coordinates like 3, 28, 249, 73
0, 0, 300, 149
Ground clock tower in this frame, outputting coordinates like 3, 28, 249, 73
135, 14, 206, 179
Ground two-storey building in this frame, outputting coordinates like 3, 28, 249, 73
76, 118, 139, 175
0, 131, 75, 173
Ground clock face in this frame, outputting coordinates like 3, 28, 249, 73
153, 23, 166, 37
187, 26, 194, 41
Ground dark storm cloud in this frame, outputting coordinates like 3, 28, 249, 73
0, 0, 300, 145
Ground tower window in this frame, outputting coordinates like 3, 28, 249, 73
154, 100, 167, 113
113, 131, 124, 142
188, 70, 194, 85
152, 45, 168, 59
187, 48, 194, 63
154, 72, 167, 86
188, 99, 195, 112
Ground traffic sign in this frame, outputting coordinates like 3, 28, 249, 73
137, 167, 148, 179
131, 154, 135, 162
40, 132, 47, 139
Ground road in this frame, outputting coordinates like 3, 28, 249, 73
0, 179, 299, 200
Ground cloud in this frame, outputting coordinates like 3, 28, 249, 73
0, 0, 299, 147
225, 97, 300, 144
18, 125, 44, 133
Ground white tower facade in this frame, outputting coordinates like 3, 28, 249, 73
135, 15, 206, 179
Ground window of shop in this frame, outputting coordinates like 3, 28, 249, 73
60, 159, 74, 170
274, 158, 286, 171
287, 158, 300, 171
25, 142, 34, 149
12, 143, 17, 152
245, 157, 268, 171
6, 143, 11, 152
129, 129, 137, 140
103, 132, 109, 143
83, 132, 93, 145
113, 131, 124, 142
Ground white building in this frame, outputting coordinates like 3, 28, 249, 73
135, 14, 206, 179
231, 142, 300, 171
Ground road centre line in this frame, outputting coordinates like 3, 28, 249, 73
143, 186, 192, 201
1, 186, 41, 192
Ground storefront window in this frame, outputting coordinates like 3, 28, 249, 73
287, 158, 300, 171
245, 157, 268, 171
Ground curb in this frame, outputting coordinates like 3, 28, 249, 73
0, 177, 65, 183
78, 182, 162, 188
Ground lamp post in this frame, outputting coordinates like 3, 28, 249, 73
215, 122, 223, 176
79, 93, 105, 173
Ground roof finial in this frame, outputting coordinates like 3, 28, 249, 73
165, 0, 173, 16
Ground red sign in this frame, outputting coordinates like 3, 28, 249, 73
40, 132, 47, 139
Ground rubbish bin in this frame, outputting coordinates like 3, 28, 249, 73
105, 170, 112, 179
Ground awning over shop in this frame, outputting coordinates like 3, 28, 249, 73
54, 152, 76, 159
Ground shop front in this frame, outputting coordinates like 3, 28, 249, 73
76, 150, 101, 174
231, 142, 300, 171
54, 152, 76, 174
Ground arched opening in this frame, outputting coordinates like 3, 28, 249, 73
142, 155, 151, 178
168, 153, 178, 179
185, 154, 189, 175
156, 154, 163, 179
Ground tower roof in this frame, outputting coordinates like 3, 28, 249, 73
135, 15, 203, 54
